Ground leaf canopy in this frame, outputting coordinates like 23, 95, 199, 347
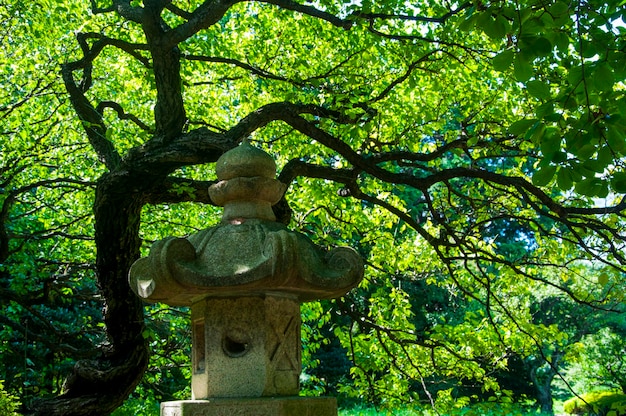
1, 0, 625, 414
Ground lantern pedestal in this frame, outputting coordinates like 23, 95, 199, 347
161, 397, 337, 416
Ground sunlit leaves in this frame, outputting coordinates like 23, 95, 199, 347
2, 0, 626, 412
526, 80, 551, 101
492, 49, 514, 72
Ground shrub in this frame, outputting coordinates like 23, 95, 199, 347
0, 380, 21, 416
563, 391, 626, 416
110, 395, 160, 416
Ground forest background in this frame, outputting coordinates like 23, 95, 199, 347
1, 0, 625, 415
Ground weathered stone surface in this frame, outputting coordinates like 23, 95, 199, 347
191, 296, 300, 399
129, 219, 363, 305
209, 176, 286, 221
128, 141, 362, 416
129, 141, 363, 305
215, 139, 277, 181
161, 397, 338, 416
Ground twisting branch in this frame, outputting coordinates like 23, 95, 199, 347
278, 159, 356, 186
369, 52, 442, 103
61, 33, 150, 169
164, 0, 241, 47
96, 101, 153, 132
165, 3, 193, 19
61, 64, 121, 170
366, 20, 485, 55
257, 0, 353, 29
89, 0, 115, 14
367, 139, 468, 164
182, 54, 294, 84
351, 2, 472, 24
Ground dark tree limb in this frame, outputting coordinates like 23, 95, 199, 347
257, 0, 353, 29
351, 2, 472, 24
61, 64, 122, 170
164, 0, 242, 47
96, 101, 153, 132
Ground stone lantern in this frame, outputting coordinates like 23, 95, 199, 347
129, 140, 364, 416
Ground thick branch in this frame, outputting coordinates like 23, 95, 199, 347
61, 34, 149, 170
164, 0, 241, 47
96, 101, 153, 132
142, 3, 187, 140
266, 110, 626, 222
182, 54, 294, 84
257, 0, 353, 29
278, 159, 357, 186
351, 2, 472, 24
61, 65, 122, 170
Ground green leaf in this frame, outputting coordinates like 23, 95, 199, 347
540, 127, 561, 156
530, 121, 546, 142
534, 37, 553, 56
532, 164, 557, 186
514, 54, 533, 82
597, 145, 614, 168
526, 80, 551, 100
597, 272, 609, 286
483, 14, 508, 40
493, 50, 514, 71
575, 144, 596, 160
520, 35, 552, 57
575, 177, 605, 196
582, 159, 606, 174
508, 119, 537, 136
607, 125, 626, 153
556, 167, 574, 190
611, 171, 626, 193
592, 63, 614, 92
549, 1, 570, 17
554, 32, 570, 53
581, 39, 597, 58
536, 102, 555, 119
567, 65, 584, 85
458, 13, 477, 32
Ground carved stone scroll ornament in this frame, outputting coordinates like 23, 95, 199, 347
129, 221, 363, 305
129, 140, 363, 306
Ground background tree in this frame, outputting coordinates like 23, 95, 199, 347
1, 0, 625, 415
562, 309, 626, 396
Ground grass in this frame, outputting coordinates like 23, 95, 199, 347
339, 404, 555, 415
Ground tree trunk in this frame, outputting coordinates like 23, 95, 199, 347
527, 352, 564, 416
534, 379, 554, 415
25, 172, 150, 416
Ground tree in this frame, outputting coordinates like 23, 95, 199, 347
563, 308, 626, 396
1, 0, 625, 415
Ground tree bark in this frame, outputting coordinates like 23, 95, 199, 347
527, 352, 564, 416
25, 172, 150, 416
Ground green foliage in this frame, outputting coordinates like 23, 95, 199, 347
563, 391, 626, 416
339, 401, 543, 415
110, 394, 160, 416
2, 0, 626, 414
0, 381, 21, 416
564, 325, 626, 395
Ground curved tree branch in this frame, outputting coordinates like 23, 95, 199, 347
96, 101, 153, 132
351, 2, 472, 24
257, 0, 353, 29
